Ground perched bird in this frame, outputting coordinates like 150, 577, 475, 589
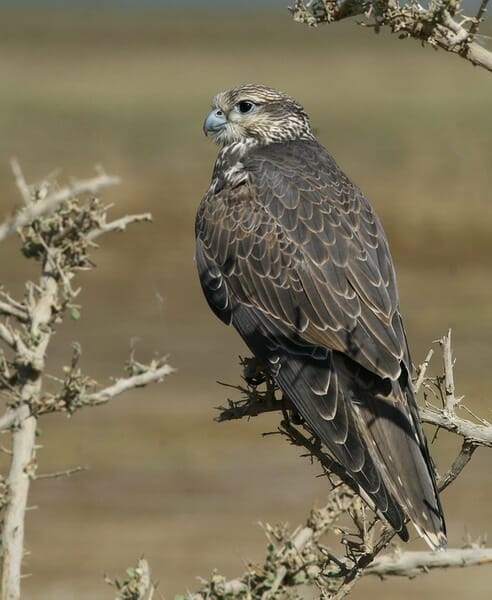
195, 84, 446, 548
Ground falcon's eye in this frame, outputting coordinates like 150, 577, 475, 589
237, 101, 255, 114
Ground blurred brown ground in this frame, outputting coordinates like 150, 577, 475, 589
0, 7, 491, 599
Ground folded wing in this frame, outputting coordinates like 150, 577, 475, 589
195, 139, 446, 547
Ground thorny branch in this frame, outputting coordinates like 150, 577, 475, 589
191, 330, 492, 598
0, 163, 173, 600
187, 485, 492, 600
290, 0, 492, 72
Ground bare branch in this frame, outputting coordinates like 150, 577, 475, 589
1, 259, 58, 600
0, 324, 16, 350
0, 407, 36, 600
86, 363, 175, 406
10, 159, 31, 206
87, 212, 153, 241
35, 466, 87, 480
215, 397, 285, 421
470, 0, 490, 36
414, 348, 434, 394
420, 405, 492, 447
0, 299, 28, 323
0, 410, 18, 432
417, 330, 492, 448
366, 546, 492, 577
440, 330, 460, 415
438, 440, 477, 492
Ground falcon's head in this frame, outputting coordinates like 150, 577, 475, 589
203, 84, 314, 146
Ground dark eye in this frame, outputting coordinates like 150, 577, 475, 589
238, 100, 255, 114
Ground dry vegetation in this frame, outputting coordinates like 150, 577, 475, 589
0, 7, 490, 600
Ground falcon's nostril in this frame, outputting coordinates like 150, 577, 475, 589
203, 109, 228, 135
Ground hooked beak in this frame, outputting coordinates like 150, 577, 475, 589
203, 108, 228, 136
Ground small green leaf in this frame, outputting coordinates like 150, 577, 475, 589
293, 572, 306, 584
71, 308, 81, 320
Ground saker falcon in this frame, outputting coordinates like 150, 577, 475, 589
195, 84, 446, 549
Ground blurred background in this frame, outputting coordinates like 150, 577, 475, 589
0, 2, 491, 598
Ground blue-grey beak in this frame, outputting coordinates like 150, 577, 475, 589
203, 109, 228, 135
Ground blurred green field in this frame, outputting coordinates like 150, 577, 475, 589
0, 7, 491, 599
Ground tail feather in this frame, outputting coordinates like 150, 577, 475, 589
272, 352, 411, 541
335, 354, 447, 549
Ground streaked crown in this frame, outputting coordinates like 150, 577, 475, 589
203, 84, 314, 146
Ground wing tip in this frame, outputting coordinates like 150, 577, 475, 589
414, 523, 447, 551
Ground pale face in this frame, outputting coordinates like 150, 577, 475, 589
203, 84, 313, 146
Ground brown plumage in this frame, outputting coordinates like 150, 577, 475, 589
196, 84, 446, 548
